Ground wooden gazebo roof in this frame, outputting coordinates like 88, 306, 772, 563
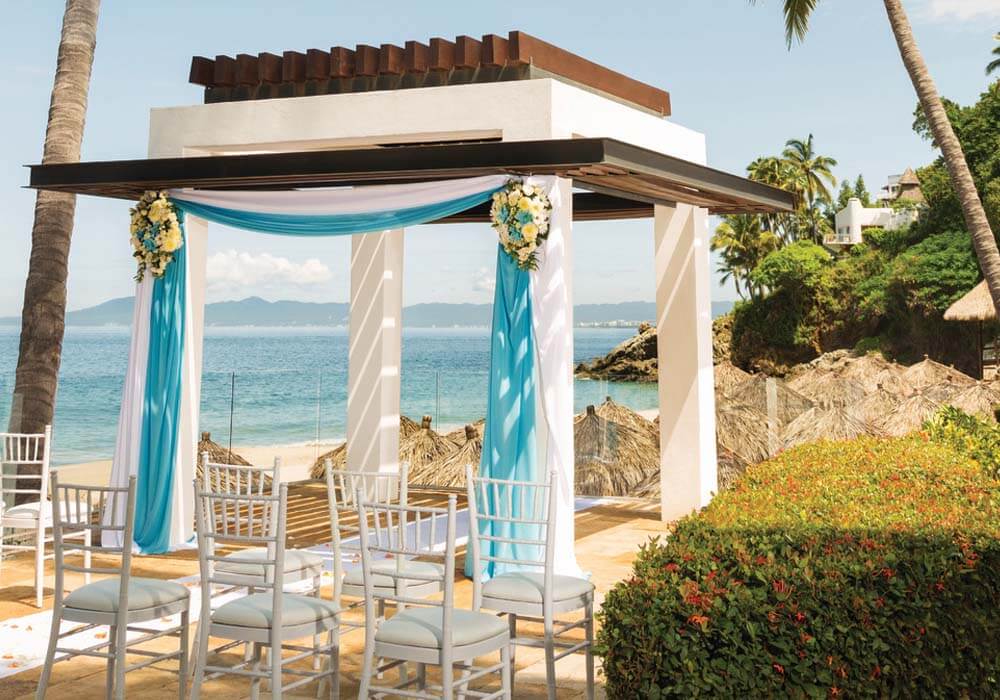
27, 138, 796, 217
945, 281, 996, 322
188, 31, 672, 116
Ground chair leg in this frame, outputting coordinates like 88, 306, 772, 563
104, 628, 116, 700
358, 631, 375, 699
507, 613, 517, 689
327, 627, 340, 700
178, 610, 189, 700
543, 615, 557, 700
249, 642, 263, 700
313, 576, 322, 671
457, 660, 471, 699
584, 599, 595, 700
270, 633, 283, 700
416, 663, 426, 690
35, 527, 45, 608
500, 643, 512, 700
190, 619, 211, 700
113, 622, 127, 700
36, 600, 63, 699
441, 657, 454, 699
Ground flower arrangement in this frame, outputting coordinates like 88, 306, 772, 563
489, 179, 552, 271
129, 190, 183, 281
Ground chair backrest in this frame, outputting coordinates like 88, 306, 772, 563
201, 452, 278, 497
324, 462, 409, 605
50, 473, 137, 606
1, 426, 52, 506
194, 479, 287, 613
356, 493, 456, 646
466, 467, 557, 610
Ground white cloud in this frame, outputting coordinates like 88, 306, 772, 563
919, 0, 1000, 22
206, 249, 331, 297
472, 267, 495, 294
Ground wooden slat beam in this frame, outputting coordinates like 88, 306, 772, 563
305, 49, 330, 80
281, 51, 306, 82
330, 47, 355, 78
213, 55, 236, 87
258, 52, 282, 84
378, 44, 405, 75
404, 41, 429, 73
235, 54, 258, 86
189, 56, 214, 86
454, 35, 481, 69
429, 37, 454, 71
355, 44, 379, 76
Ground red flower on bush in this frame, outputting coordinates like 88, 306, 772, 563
773, 663, 784, 675
687, 614, 709, 629
663, 562, 679, 573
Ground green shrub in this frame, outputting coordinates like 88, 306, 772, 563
925, 405, 1000, 478
597, 438, 1000, 698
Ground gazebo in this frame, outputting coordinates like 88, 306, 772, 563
944, 280, 998, 380
27, 31, 794, 567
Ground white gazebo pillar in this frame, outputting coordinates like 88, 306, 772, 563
654, 203, 718, 521
347, 229, 404, 474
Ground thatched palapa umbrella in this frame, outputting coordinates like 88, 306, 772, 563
411, 424, 483, 488
399, 415, 457, 472
728, 375, 813, 427
902, 355, 975, 391
445, 419, 483, 445
781, 406, 881, 449
881, 391, 942, 436
945, 381, 1000, 421
714, 362, 751, 398
856, 384, 901, 425
715, 399, 774, 465
574, 405, 658, 497
944, 280, 998, 380
788, 371, 867, 408
198, 431, 265, 484
839, 354, 909, 395
922, 382, 966, 404
595, 396, 658, 440
309, 415, 425, 479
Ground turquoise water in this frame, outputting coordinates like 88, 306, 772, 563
0, 326, 657, 466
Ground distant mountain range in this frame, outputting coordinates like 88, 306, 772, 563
0, 297, 735, 328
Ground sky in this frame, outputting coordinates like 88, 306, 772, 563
1, 0, 998, 317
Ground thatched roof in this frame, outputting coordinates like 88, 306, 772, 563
714, 362, 752, 398
881, 392, 942, 436
902, 356, 975, 390
715, 399, 775, 465
856, 385, 902, 424
399, 415, 457, 471
838, 354, 909, 395
198, 431, 250, 468
788, 371, 867, 408
400, 414, 421, 438
945, 381, 1000, 421
922, 382, 966, 404
574, 405, 658, 497
445, 419, 483, 445
309, 415, 429, 479
782, 406, 881, 449
595, 396, 658, 441
632, 446, 750, 498
727, 375, 814, 426
410, 424, 483, 488
944, 281, 995, 322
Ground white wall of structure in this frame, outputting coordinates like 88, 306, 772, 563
148, 78, 716, 527
831, 197, 920, 246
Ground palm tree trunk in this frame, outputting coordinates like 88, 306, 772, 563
882, 0, 1000, 316
11, 0, 99, 499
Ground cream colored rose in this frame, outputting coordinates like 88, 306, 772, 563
522, 222, 539, 242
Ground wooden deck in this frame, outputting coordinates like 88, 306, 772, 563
0, 483, 666, 698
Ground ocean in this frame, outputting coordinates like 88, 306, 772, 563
0, 326, 657, 466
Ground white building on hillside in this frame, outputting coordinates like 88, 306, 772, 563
827, 168, 923, 247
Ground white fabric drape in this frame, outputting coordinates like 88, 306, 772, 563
169, 175, 508, 215
104, 278, 153, 546
528, 176, 583, 577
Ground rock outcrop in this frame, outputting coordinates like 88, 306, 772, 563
575, 322, 658, 382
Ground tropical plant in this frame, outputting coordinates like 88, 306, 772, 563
750, 0, 1000, 323
711, 214, 780, 300
782, 134, 838, 242
854, 174, 872, 206
987, 32, 1000, 77
11, 0, 99, 497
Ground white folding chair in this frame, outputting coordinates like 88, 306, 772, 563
191, 481, 340, 699
37, 474, 191, 700
357, 493, 511, 699
190, 455, 325, 676
1, 426, 91, 608
466, 467, 595, 700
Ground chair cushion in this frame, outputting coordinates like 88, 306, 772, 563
213, 592, 339, 629
215, 548, 323, 578
376, 607, 507, 649
482, 572, 594, 604
342, 559, 443, 589
63, 577, 189, 613
2, 499, 91, 525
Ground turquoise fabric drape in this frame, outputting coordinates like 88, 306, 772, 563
135, 220, 187, 554
172, 187, 501, 236
466, 246, 539, 578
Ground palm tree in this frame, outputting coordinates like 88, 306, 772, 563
747, 155, 800, 243
712, 214, 780, 300
750, 0, 1000, 317
11, 0, 100, 495
783, 134, 837, 242
988, 33, 1000, 76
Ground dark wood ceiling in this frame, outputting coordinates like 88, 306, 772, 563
27, 138, 796, 216
189, 31, 671, 116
